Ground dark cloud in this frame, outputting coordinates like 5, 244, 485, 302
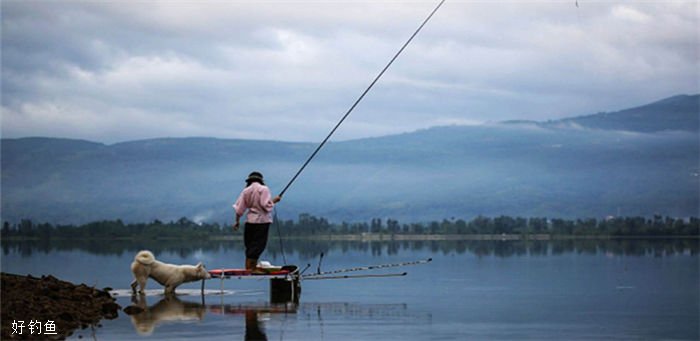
1, 1, 698, 142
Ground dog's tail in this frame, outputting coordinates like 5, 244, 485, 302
134, 250, 156, 265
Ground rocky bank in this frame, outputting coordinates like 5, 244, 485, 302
1, 272, 121, 340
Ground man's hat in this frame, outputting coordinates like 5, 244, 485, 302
246, 171, 264, 182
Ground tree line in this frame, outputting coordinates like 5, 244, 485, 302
2, 214, 698, 240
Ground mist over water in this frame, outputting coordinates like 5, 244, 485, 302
3, 94, 699, 224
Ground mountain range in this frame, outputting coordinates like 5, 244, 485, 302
2, 94, 698, 224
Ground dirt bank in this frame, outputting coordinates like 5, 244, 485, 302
1, 272, 121, 340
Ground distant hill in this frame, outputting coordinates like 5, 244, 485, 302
1, 95, 698, 224
544, 94, 699, 132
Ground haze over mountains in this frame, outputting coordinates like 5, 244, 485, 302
2, 94, 698, 224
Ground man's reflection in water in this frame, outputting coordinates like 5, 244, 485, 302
245, 309, 267, 341
210, 302, 298, 341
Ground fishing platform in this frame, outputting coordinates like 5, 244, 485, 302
203, 258, 432, 303
207, 265, 302, 302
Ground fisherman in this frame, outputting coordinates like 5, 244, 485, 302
233, 171, 282, 273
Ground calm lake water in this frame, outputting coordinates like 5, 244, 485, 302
2, 239, 698, 340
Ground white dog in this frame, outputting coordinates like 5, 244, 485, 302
130, 250, 211, 295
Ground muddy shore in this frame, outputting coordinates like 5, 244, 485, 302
1, 272, 121, 340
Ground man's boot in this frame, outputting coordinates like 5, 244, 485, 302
250, 258, 265, 275
245, 258, 255, 271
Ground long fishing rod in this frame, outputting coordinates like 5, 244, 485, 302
303, 272, 408, 281
278, 0, 446, 198
303, 258, 432, 278
271, 1, 445, 265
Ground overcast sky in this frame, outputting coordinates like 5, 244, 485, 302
1, 0, 698, 143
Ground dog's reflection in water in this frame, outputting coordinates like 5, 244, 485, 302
126, 294, 206, 335
125, 294, 295, 340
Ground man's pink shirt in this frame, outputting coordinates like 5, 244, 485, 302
233, 182, 275, 224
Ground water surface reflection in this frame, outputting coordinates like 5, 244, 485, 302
122, 293, 418, 341
3, 238, 697, 258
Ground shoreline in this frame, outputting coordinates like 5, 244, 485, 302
233, 234, 700, 241
3, 234, 698, 242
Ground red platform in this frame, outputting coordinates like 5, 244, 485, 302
208, 268, 291, 277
